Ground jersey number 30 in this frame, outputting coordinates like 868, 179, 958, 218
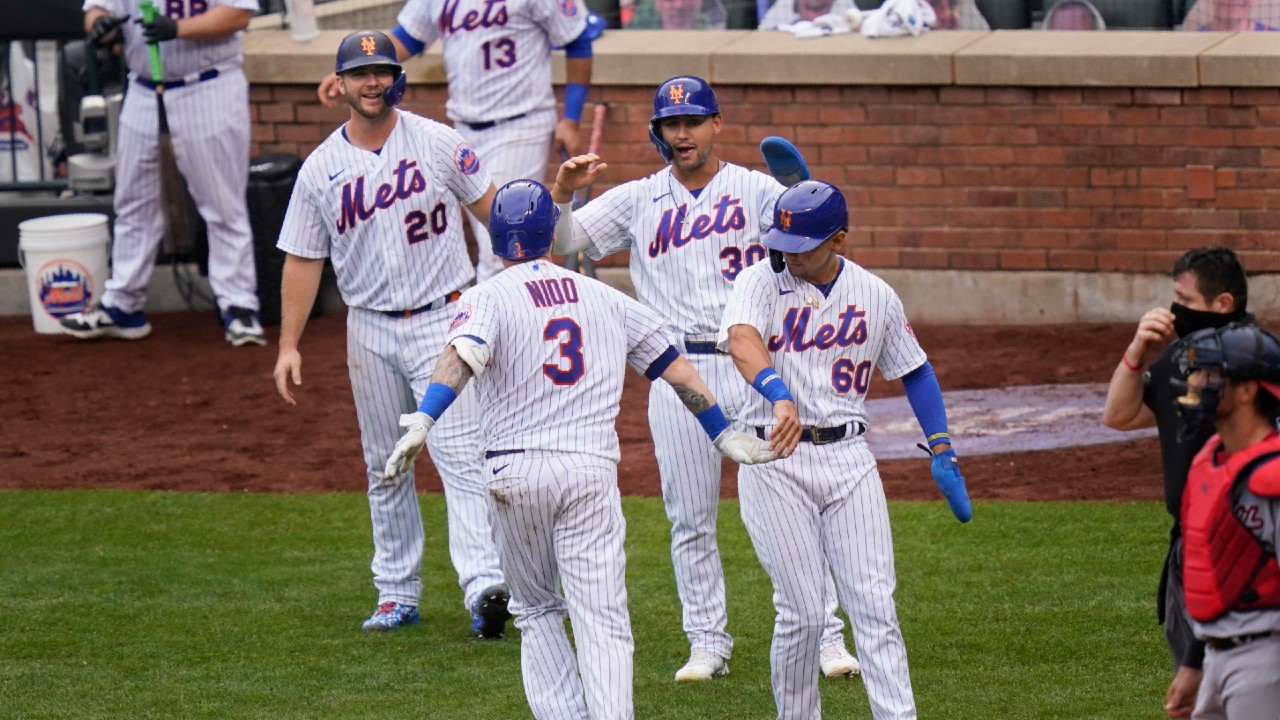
543, 317, 584, 385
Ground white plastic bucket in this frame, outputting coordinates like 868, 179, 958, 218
18, 213, 111, 334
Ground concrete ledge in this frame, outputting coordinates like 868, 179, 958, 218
243, 27, 1280, 88
953, 31, 1229, 87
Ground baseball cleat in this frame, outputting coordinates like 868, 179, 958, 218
470, 583, 512, 639
361, 601, 420, 632
675, 650, 729, 681
223, 306, 267, 347
60, 303, 152, 340
820, 644, 862, 678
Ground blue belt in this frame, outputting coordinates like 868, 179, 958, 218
754, 422, 865, 445
684, 340, 721, 355
461, 113, 526, 131
134, 68, 219, 90
379, 290, 461, 318
484, 449, 524, 459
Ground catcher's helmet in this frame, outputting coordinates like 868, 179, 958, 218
1172, 322, 1280, 438
649, 76, 720, 163
335, 30, 406, 108
490, 180, 560, 262
763, 180, 849, 254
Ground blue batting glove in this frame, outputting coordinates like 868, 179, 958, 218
930, 448, 972, 523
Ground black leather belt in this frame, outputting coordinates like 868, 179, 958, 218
484, 449, 524, 459
135, 68, 219, 90
1205, 631, 1275, 651
754, 422, 866, 445
380, 290, 461, 318
684, 340, 721, 355
460, 113, 527, 131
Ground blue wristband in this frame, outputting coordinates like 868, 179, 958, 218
563, 83, 588, 123
694, 404, 731, 441
417, 382, 458, 421
752, 368, 793, 404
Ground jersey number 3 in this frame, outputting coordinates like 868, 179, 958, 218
543, 317, 584, 385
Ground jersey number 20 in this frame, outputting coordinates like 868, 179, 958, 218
543, 317, 584, 385
405, 203, 448, 244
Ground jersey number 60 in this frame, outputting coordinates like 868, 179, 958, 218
543, 317, 584, 385
832, 358, 872, 394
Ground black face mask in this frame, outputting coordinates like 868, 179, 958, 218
1170, 302, 1246, 339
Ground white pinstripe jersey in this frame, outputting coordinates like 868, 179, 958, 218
718, 257, 928, 428
446, 259, 673, 462
84, 0, 258, 79
276, 110, 491, 311
397, 0, 587, 123
577, 162, 783, 338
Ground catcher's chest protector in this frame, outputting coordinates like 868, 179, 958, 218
1182, 437, 1280, 622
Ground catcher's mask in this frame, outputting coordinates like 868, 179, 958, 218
489, 180, 559, 261
649, 75, 720, 163
335, 30, 407, 108
1171, 322, 1280, 442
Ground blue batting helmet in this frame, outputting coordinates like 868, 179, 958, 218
335, 30, 407, 107
649, 76, 720, 163
490, 180, 560, 261
763, 180, 849, 254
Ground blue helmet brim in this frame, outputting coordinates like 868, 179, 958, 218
763, 226, 827, 254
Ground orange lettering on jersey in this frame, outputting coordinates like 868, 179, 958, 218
780, 209, 793, 231
361, 36, 378, 55
669, 84, 685, 104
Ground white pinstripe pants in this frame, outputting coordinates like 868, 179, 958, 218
739, 438, 916, 720
487, 451, 633, 720
649, 352, 848, 659
347, 306, 504, 612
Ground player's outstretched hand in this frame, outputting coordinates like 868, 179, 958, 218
317, 72, 343, 109
713, 429, 777, 465
767, 399, 802, 459
273, 348, 303, 406
922, 445, 972, 522
383, 412, 435, 481
553, 153, 607, 197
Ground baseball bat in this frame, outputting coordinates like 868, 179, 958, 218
141, 0, 192, 258
562, 102, 607, 278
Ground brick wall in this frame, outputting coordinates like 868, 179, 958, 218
250, 83, 1280, 274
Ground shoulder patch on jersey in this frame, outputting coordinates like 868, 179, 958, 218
448, 304, 473, 332
454, 143, 480, 176
904, 321, 916, 339
559, 0, 580, 17
1248, 456, 1280, 497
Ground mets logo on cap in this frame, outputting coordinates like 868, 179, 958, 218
361, 36, 377, 55
668, 83, 685, 104
779, 209, 793, 231
448, 305, 473, 332
455, 143, 480, 175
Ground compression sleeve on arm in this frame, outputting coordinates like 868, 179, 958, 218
416, 382, 458, 421
391, 25, 426, 56
902, 361, 950, 447
553, 202, 594, 255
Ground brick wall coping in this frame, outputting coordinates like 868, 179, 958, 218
243, 28, 1280, 89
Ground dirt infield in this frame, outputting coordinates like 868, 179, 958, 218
0, 311, 1162, 502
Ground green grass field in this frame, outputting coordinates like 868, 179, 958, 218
0, 490, 1170, 719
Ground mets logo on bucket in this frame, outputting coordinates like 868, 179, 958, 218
38, 260, 93, 318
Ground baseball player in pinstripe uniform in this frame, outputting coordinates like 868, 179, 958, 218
549, 76, 860, 682
273, 31, 510, 637
63, 0, 264, 346
316, 0, 603, 283
383, 179, 776, 720
720, 179, 972, 720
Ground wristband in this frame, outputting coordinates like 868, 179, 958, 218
926, 432, 951, 449
694, 404, 731, 441
752, 368, 794, 404
563, 83, 588, 123
1121, 353, 1143, 372
417, 382, 458, 420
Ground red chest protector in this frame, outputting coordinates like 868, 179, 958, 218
1181, 433, 1280, 623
